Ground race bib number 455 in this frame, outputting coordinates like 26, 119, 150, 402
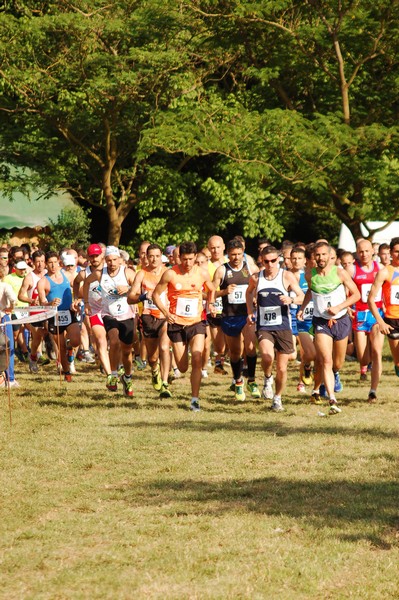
55, 310, 72, 327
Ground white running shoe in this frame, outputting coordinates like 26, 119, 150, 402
262, 375, 274, 400
271, 396, 284, 412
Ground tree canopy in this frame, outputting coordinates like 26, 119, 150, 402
1, 0, 399, 246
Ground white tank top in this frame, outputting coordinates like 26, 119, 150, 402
100, 267, 134, 321
87, 267, 106, 314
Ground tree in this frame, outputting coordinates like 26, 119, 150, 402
143, 0, 399, 240
0, 1, 227, 244
1, 1, 399, 245
40, 205, 91, 251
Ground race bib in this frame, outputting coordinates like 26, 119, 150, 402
214, 297, 223, 314
176, 297, 198, 317
55, 310, 72, 327
258, 305, 282, 327
16, 311, 29, 320
108, 298, 129, 318
227, 284, 248, 305
390, 285, 399, 305
361, 283, 382, 303
303, 301, 314, 320
144, 297, 156, 310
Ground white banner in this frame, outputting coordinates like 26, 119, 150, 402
0, 306, 57, 326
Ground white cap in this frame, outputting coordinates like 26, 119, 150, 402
161, 254, 168, 263
105, 245, 120, 257
15, 260, 29, 270
62, 255, 76, 266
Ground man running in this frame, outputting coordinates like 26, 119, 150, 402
152, 241, 216, 412
37, 252, 81, 381
81, 243, 113, 381
297, 242, 360, 413
18, 250, 48, 373
96, 246, 136, 397
368, 236, 399, 380
345, 239, 384, 402
246, 245, 304, 411
213, 239, 260, 401
128, 243, 171, 399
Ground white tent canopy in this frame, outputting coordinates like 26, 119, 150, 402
338, 222, 399, 252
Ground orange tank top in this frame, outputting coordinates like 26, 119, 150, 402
141, 266, 167, 318
382, 265, 399, 319
168, 264, 205, 325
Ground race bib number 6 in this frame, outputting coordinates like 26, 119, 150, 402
176, 297, 198, 317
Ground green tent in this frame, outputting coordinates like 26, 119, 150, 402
0, 190, 75, 230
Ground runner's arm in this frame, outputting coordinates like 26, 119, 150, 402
368, 268, 392, 335
246, 273, 258, 324
18, 273, 33, 305
153, 270, 174, 323
127, 271, 145, 305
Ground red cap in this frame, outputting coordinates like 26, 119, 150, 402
87, 243, 102, 256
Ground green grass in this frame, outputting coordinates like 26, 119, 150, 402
0, 348, 398, 599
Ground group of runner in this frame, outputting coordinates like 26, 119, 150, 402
0, 234, 398, 413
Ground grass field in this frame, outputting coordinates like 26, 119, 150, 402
0, 349, 398, 599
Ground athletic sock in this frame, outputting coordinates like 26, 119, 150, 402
246, 354, 257, 380
231, 359, 242, 381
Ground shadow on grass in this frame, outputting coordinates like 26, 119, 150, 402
109, 476, 399, 548
38, 398, 140, 409
110, 418, 397, 439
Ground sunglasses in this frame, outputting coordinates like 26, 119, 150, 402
263, 257, 279, 264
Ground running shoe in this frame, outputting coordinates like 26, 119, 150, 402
106, 374, 118, 392
319, 383, 327, 398
395, 365, 399, 377
134, 357, 147, 371
63, 372, 72, 382
262, 375, 274, 400
121, 375, 134, 397
117, 365, 125, 378
151, 367, 163, 392
69, 360, 76, 375
201, 369, 208, 378
329, 400, 341, 415
229, 380, 235, 392
234, 380, 246, 401
334, 371, 343, 393
214, 363, 228, 375
297, 382, 306, 394
359, 372, 367, 382
190, 399, 200, 412
247, 381, 261, 399
29, 356, 39, 374
302, 364, 313, 386
368, 391, 377, 403
271, 396, 284, 412
37, 355, 50, 366
82, 350, 96, 364
0, 378, 20, 388
160, 383, 172, 398
310, 391, 323, 405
